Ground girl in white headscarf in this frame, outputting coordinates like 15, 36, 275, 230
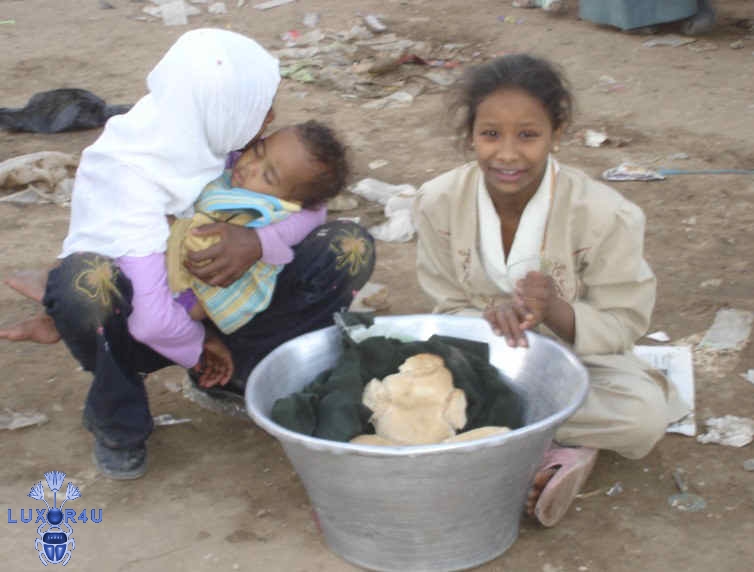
2, 30, 286, 479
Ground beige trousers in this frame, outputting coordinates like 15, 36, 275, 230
554, 352, 690, 460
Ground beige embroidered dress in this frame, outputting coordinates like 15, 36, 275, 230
414, 159, 688, 459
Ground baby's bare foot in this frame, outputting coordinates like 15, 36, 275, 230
0, 313, 60, 344
4, 269, 49, 303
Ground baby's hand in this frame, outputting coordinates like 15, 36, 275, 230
193, 330, 234, 388
514, 271, 558, 331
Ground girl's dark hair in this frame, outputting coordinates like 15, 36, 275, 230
452, 54, 573, 142
294, 120, 349, 209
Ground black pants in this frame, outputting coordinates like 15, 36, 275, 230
44, 222, 375, 449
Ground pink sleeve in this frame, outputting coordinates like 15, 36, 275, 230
256, 207, 327, 265
116, 253, 205, 369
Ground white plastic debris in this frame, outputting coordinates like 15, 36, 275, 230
363, 14, 387, 33
361, 90, 414, 110
643, 35, 696, 48
740, 370, 754, 385
647, 331, 671, 343
350, 178, 416, 205
369, 209, 415, 242
0, 409, 49, 430
699, 309, 754, 351
254, 0, 295, 10
157, 1, 189, 26
326, 194, 359, 211
153, 413, 192, 426
584, 129, 608, 148
302, 12, 320, 28
602, 163, 665, 182
368, 159, 389, 170
0, 151, 78, 206
208, 2, 227, 14
696, 415, 754, 447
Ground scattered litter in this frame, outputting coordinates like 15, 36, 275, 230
326, 194, 359, 211
362, 14, 387, 34
681, 216, 696, 225
351, 178, 415, 205
254, 0, 295, 10
164, 379, 183, 393
606, 482, 624, 497
302, 12, 320, 28
634, 345, 695, 436
688, 41, 718, 53
157, 1, 189, 26
699, 309, 754, 351
597, 75, 626, 93
99, 0, 116, 8
208, 2, 227, 14
337, 216, 360, 224
368, 159, 389, 170
743, 459, 754, 472
0, 151, 79, 206
1, 88, 131, 134
647, 331, 671, 343
361, 91, 414, 110
0, 409, 49, 430
668, 152, 690, 160
740, 370, 754, 385
180, 375, 248, 419
583, 129, 608, 148
423, 69, 457, 86
0, 19, 16, 25
350, 282, 390, 313
643, 35, 696, 48
256, 508, 271, 517
668, 468, 706, 512
697, 415, 754, 447
700, 278, 722, 288
730, 40, 745, 50
153, 413, 192, 426
602, 163, 665, 182
369, 209, 415, 242
498, 15, 525, 24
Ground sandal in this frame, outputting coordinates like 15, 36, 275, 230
533, 445, 598, 527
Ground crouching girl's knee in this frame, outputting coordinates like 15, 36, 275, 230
618, 386, 669, 460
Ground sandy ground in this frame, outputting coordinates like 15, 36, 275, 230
1, 1, 754, 570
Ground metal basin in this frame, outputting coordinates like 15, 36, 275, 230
245, 315, 589, 571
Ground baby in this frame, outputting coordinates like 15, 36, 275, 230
169, 119, 347, 333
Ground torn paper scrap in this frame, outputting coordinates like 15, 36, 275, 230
696, 415, 754, 447
699, 308, 754, 351
633, 345, 695, 436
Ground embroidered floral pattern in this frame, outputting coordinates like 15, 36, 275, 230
330, 228, 373, 278
73, 256, 122, 308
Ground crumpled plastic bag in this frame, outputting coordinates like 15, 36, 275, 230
0, 88, 131, 134
696, 415, 754, 447
0, 151, 79, 206
350, 178, 418, 242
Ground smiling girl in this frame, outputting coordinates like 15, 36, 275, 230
414, 54, 688, 527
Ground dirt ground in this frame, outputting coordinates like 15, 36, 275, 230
2, 1, 754, 570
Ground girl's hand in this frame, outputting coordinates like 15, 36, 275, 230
483, 301, 530, 348
184, 223, 262, 287
514, 271, 558, 330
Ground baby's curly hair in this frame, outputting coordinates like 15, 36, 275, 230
294, 120, 349, 209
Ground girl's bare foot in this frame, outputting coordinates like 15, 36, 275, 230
0, 313, 61, 344
4, 269, 49, 303
526, 466, 559, 516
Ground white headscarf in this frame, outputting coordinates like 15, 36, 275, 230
61, 29, 280, 258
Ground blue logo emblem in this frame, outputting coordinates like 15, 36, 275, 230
7, 470, 104, 566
